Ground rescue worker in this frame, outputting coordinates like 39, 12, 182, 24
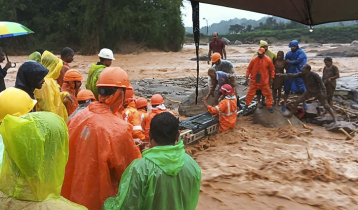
0, 51, 12, 92
15, 61, 49, 100
278, 64, 337, 125
209, 53, 238, 104
67, 89, 96, 121
253, 40, 277, 62
103, 112, 201, 210
203, 84, 237, 132
244, 48, 275, 113
136, 97, 149, 140
211, 52, 236, 75
144, 94, 173, 140
252, 40, 277, 107
0, 112, 86, 210
204, 67, 240, 107
86, 48, 115, 100
123, 86, 145, 142
61, 69, 83, 116
57, 47, 75, 87
34, 50, 70, 120
62, 67, 142, 210
0, 87, 38, 165
282, 40, 307, 111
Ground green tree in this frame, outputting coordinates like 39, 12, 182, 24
229, 24, 244, 34
246, 25, 252, 32
0, 0, 185, 54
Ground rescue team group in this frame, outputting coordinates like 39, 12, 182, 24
0, 35, 340, 209
0, 49, 200, 210
205, 33, 339, 131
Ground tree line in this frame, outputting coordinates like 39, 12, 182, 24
0, 0, 185, 54
229, 17, 308, 34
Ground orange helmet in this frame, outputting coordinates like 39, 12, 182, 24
64, 69, 83, 82
96, 67, 131, 89
211, 53, 221, 63
151, 94, 164, 106
125, 85, 136, 104
77, 89, 96, 101
136, 97, 148, 109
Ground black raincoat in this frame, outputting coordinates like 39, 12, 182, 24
15, 61, 49, 99
0, 66, 7, 92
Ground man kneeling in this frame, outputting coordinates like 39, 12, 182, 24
203, 84, 238, 132
278, 64, 337, 124
103, 112, 202, 210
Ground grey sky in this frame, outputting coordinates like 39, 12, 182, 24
181, 1, 268, 27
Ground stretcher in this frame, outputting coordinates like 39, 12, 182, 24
178, 95, 257, 144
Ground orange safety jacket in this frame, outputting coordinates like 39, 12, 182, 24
123, 101, 145, 140
207, 95, 237, 132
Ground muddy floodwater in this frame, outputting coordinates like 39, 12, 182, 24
3, 43, 358, 209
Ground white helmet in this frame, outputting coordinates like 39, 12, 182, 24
98, 48, 115, 60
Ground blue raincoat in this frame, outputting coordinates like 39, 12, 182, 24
284, 40, 307, 92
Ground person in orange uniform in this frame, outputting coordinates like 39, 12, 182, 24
144, 94, 173, 140
61, 69, 83, 116
67, 89, 96, 121
62, 67, 142, 210
136, 97, 149, 139
123, 87, 145, 143
203, 84, 237, 132
244, 48, 275, 113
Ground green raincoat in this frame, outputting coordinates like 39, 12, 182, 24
0, 135, 3, 166
0, 112, 87, 209
103, 140, 201, 210
28, 51, 42, 63
85, 63, 106, 100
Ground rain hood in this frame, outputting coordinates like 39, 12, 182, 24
0, 112, 68, 201
15, 61, 49, 99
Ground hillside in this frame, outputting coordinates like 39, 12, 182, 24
224, 26, 358, 44
185, 16, 357, 35
185, 26, 358, 44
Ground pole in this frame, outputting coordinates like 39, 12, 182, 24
203, 18, 208, 36
191, 1, 200, 105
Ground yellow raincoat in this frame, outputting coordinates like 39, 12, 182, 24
34, 51, 69, 121
0, 112, 87, 209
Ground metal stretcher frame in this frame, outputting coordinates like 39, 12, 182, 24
178, 95, 257, 144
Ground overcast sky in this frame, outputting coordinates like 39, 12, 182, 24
181, 1, 268, 27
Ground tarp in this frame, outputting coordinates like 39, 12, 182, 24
194, 0, 358, 26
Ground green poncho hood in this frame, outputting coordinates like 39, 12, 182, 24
142, 140, 185, 176
85, 63, 106, 100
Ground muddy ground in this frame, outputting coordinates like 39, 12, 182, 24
3, 43, 358, 209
